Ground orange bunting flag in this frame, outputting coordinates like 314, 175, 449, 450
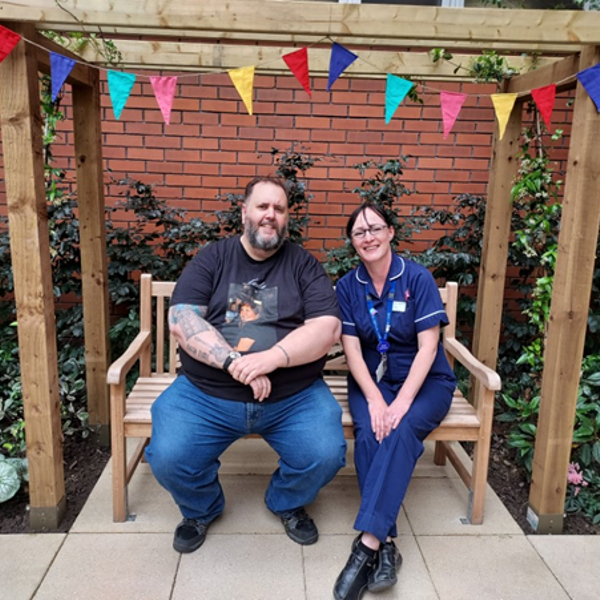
283, 47, 311, 98
531, 84, 556, 130
228, 66, 255, 115
0, 24, 21, 65
491, 93, 518, 141
440, 91, 467, 139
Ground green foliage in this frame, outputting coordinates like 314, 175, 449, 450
323, 158, 422, 282
564, 356, 600, 523
0, 455, 28, 503
429, 49, 519, 83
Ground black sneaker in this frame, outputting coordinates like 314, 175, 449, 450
277, 507, 319, 545
173, 518, 210, 553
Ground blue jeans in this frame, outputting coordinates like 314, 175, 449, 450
145, 375, 347, 522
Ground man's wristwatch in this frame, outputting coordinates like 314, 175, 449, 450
222, 351, 242, 373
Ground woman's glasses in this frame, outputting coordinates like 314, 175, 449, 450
350, 224, 388, 240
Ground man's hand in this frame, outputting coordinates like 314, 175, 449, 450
228, 347, 285, 385
249, 375, 272, 402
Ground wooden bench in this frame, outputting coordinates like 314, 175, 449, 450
108, 274, 501, 524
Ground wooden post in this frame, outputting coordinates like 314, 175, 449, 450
0, 23, 65, 529
72, 71, 111, 444
471, 96, 522, 371
528, 45, 600, 534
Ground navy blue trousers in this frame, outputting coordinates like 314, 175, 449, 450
349, 375, 454, 542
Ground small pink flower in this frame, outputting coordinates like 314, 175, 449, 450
567, 462, 584, 486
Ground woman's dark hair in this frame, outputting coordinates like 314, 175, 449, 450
244, 176, 289, 203
346, 203, 394, 239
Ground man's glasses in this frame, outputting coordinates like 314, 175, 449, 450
350, 224, 388, 240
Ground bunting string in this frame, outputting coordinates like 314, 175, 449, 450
0, 23, 597, 133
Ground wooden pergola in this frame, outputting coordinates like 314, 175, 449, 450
0, 0, 599, 532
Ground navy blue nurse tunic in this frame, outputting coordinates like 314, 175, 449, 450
336, 255, 456, 542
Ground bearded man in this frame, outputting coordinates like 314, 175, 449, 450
146, 176, 346, 554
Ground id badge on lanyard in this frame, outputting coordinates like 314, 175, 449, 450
366, 281, 396, 383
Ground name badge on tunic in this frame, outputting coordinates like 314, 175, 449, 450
393, 301, 406, 313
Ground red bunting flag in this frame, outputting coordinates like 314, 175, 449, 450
531, 84, 556, 130
0, 24, 21, 65
283, 47, 311, 98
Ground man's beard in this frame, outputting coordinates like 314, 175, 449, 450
245, 219, 287, 252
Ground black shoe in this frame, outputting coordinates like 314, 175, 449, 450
277, 507, 319, 545
333, 540, 377, 600
173, 518, 210, 553
368, 540, 402, 592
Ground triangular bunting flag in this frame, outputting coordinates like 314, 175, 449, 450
577, 64, 600, 113
531, 84, 556, 130
50, 52, 76, 101
0, 24, 21, 65
282, 47, 311, 98
107, 70, 136, 120
491, 93, 518, 141
440, 91, 467, 139
327, 43, 358, 91
150, 75, 177, 125
228, 66, 255, 115
385, 74, 414, 124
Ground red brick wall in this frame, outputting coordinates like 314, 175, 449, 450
1, 73, 573, 261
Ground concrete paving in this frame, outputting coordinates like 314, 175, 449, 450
2, 440, 599, 600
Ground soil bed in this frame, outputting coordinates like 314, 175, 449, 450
0, 435, 110, 534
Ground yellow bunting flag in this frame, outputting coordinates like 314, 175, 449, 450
228, 66, 255, 115
491, 93, 518, 141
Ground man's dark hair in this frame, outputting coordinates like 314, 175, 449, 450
244, 176, 289, 203
345, 202, 394, 239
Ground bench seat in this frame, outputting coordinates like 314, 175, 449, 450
109, 274, 501, 525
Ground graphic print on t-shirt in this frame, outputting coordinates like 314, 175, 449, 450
221, 279, 279, 353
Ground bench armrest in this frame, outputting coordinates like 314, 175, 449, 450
107, 331, 152, 385
443, 337, 502, 391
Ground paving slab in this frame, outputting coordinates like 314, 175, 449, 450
418, 535, 569, 600
403, 476, 522, 536
173, 533, 304, 600
304, 534, 438, 600
0, 534, 65, 600
34, 533, 178, 600
70, 463, 180, 533
528, 535, 600, 600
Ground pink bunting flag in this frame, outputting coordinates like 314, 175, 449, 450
0, 24, 21, 65
440, 91, 467, 139
150, 76, 177, 125
531, 84, 556, 130
283, 47, 311, 98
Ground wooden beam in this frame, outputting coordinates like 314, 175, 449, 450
471, 91, 522, 373
72, 69, 111, 441
0, 23, 65, 530
2, 1, 600, 45
528, 45, 600, 535
507, 53, 580, 97
77, 39, 560, 79
32, 26, 584, 55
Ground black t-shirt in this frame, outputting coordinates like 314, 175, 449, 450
171, 237, 340, 402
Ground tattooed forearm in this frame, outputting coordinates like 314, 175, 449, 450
170, 305, 211, 340
169, 304, 232, 368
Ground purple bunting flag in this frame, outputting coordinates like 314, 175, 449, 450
327, 42, 358, 91
50, 52, 76, 101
